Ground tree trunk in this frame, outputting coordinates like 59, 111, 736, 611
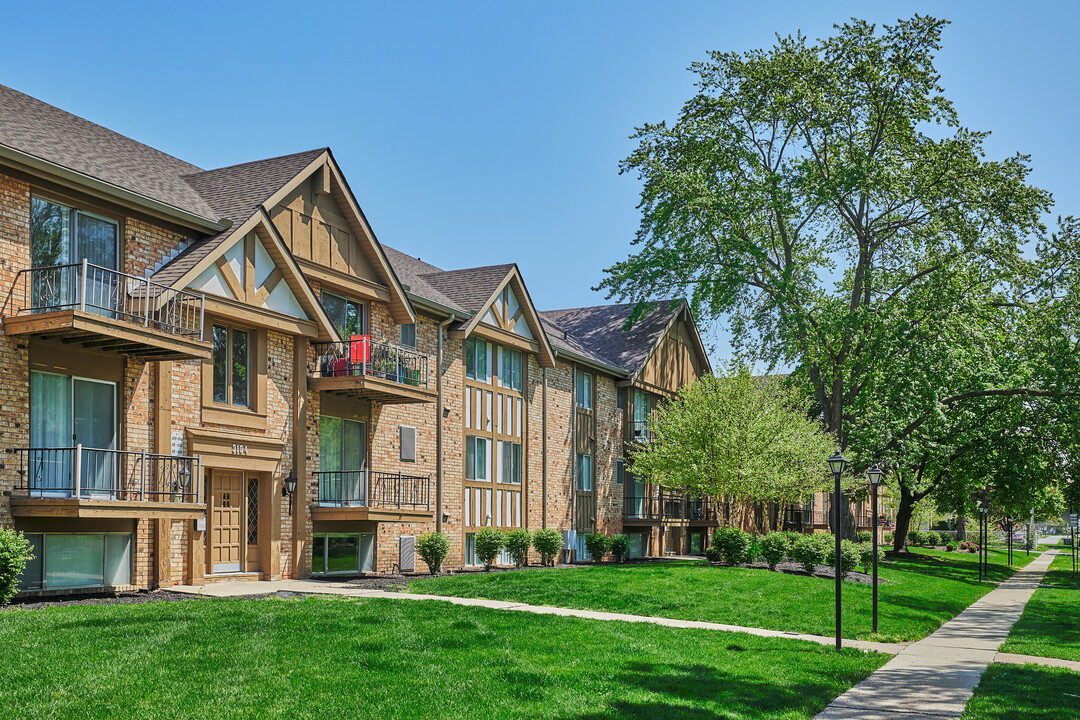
828, 492, 858, 541
893, 485, 916, 552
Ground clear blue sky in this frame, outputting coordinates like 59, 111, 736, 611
7, 2, 1079, 358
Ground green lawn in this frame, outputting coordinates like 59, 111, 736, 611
0, 595, 886, 720
409, 548, 1033, 643
999, 553, 1080, 662
960, 664, 1080, 719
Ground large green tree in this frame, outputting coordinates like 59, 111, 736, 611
600, 16, 1074, 540
630, 368, 836, 527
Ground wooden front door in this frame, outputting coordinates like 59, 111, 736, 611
210, 470, 243, 574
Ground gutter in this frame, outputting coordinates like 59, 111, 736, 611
435, 312, 456, 532
0, 144, 228, 234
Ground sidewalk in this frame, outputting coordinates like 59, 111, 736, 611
168, 578, 905, 654
814, 549, 1059, 719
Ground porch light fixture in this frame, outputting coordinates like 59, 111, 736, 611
282, 469, 299, 514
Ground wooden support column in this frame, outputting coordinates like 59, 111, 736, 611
292, 336, 308, 577
154, 361, 173, 586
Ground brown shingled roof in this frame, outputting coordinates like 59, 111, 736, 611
0, 84, 217, 220
419, 264, 516, 312
540, 300, 685, 376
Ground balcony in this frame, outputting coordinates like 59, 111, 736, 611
624, 493, 719, 524
5, 446, 204, 519
309, 338, 436, 405
2, 261, 209, 360
310, 469, 432, 522
626, 420, 656, 444
797, 510, 886, 529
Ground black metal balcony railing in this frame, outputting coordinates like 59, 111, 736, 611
624, 493, 718, 522
310, 338, 428, 388
316, 469, 431, 510
8, 446, 202, 503
10, 261, 204, 337
626, 420, 655, 444
794, 509, 889, 528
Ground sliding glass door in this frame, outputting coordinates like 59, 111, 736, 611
30, 371, 117, 497
319, 416, 366, 505
30, 196, 118, 315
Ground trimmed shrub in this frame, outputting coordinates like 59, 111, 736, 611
474, 527, 505, 571
856, 531, 872, 544
416, 532, 450, 574
908, 530, 920, 546
857, 542, 885, 574
504, 529, 533, 568
757, 532, 788, 570
967, 546, 977, 553
532, 528, 563, 566
711, 527, 753, 565
0, 529, 33, 606
883, 532, 894, 546
792, 534, 828, 575
938, 531, 955, 543
945, 543, 957, 552
610, 534, 631, 563
924, 531, 941, 547
705, 545, 723, 563
826, 539, 861, 579
782, 531, 802, 560
584, 533, 613, 562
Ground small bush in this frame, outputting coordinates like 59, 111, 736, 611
826, 539, 861, 578
782, 531, 802, 559
939, 531, 955, 543
532, 528, 563, 566
0, 529, 33, 606
967, 546, 977, 553
792, 534, 828, 575
856, 530, 872, 543
610, 534, 630, 563
705, 545, 723, 563
416, 532, 450, 574
924, 531, 941, 547
945, 543, 957, 552
758, 532, 789, 571
883, 532, 894, 546
504, 529, 533, 568
584, 533, 613, 562
857, 542, 885, 574
908, 530, 920, 546
711, 527, 753, 565
474, 527, 505, 571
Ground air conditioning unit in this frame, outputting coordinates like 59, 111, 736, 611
400, 535, 416, 573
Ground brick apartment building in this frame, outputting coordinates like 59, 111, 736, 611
0, 85, 716, 595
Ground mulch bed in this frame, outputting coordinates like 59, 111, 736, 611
708, 559, 887, 584
3, 589, 199, 612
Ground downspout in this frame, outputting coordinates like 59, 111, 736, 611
435, 313, 456, 532
542, 366, 548, 528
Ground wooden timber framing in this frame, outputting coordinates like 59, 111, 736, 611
9, 497, 204, 519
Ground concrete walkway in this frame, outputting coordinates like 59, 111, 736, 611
814, 550, 1060, 719
168, 578, 904, 654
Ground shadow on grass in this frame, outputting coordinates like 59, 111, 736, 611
962, 664, 1080, 719
565, 655, 866, 720
884, 553, 1015, 586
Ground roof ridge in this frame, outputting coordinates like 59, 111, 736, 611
181, 147, 328, 180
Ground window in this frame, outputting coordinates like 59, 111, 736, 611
246, 477, 259, 546
577, 453, 592, 492
615, 459, 625, 485
212, 325, 250, 407
319, 416, 367, 505
576, 370, 593, 410
465, 338, 490, 382
400, 323, 416, 348
499, 347, 523, 391
465, 533, 478, 566
499, 441, 522, 484
465, 436, 489, 480
321, 290, 366, 337
616, 387, 627, 410
18, 533, 131, 591
311, 533, 374, 574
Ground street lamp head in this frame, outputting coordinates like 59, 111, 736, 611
866, 464, 884, 486
282, 469, 299, 497
827, 452, 848, 476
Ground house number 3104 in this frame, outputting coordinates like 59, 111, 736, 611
232, 444, 248, 455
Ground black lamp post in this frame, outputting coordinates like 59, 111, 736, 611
828, 452, 848, 651
866, 464, 884, 634
282, 469, 299, 513
978, 504, 989, 582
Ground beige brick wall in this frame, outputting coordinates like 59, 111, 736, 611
0, 172, 30, 529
